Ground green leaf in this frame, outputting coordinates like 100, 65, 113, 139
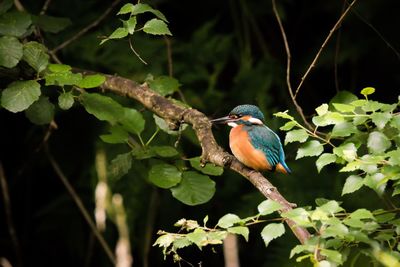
257, 199, 283, 215
281, 208, 312, 227
148, 163, 182, 189
151, 146, 179, 157
189, 157, 224, 176
321, 249, 343, 264
1, 80, 41, 112
58, 91, 74, 110
228, 226, 249, 241
322, 223, 349, 238
371, 112, 392, 130
206, 230, 227, 245
290, 244, 314, 258
81, 93, 124, 123
333, 142, 357, 162
148, 76, 180, 96
0, 36, 23, 68
48, 63, 71, 72
260, 223, 285, 247
172, 237, 192, 249
0, 11, 31, 37
316, 153, 337, 172
331, 121, 357, 137
364, 173, 386, 194
274, 111, 294, 120
296, 140, 323, 159
312, 112, 344, 127
143, 18, 172, 35
342, 175, 363, 195
367, 131, 391, 154
33, 15, 71, 33
130, 3, 168, 22
117, 3, 134, 15
360, 87, 375, 96
332, 103, 355, 113
22, 41, 49, 73
362, 101, 384, 112
330, 91, 358, 105
0, 0, 13, 15
319, 200, 344, 214
280, 121, 297, 131
171, 171, 215, 206
108, 152, 132, 180
339, 161, 362, 172
187, 228, 207, 248
25, 96, 54, 125
284, 129, 308, 144
390, 116, 400, 130
153, 114, 187, 135
343, 209, 374, 228
315, 103, 329, 116
100, 125, 129, 144
100, 27, 128, 45
217, 214, 241, 228
76, 74, 106, 89
123, 16, 137, 34
153, 234, 175, 248
119, 107, 145, 135
45, 72, 82, 86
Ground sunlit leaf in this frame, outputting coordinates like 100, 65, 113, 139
316, 153, 337, 172
143, 19, 171, 35
371, 112, 391, 130
1, 80, 41, 112
76, 74, 106, 89
315, 103, 329, 116
296, 140, 323, 159
280, 121, 297, 131
367, 131, 391, 154
260, 223, 285, 247
360, 87, 375, 96
274, 110, 294, 120
284, 129, 308, 144
257, 199, 283, 215
333, 142, 357, 162
342, 175, 363, 195
130, 3, 168, 22
332, 103, 355, 113
331, 121, 357, 137
217, 213, 241, 228
228, 226, 249, 241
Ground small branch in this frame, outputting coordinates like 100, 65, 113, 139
293, 0, 358, 98
44, 145, 116, 265
99, 74, 312, 245
164, 36, 173, 77
51, 0, 121, 53
13, 0, 25, 11
40, 0, 52, 15
0, 162, 23, 267
128, 38, 148, 65
271, 0, 313, 130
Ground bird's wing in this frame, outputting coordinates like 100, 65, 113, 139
248, 125, 285, 167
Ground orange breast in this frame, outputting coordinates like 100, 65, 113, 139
229, 125, 271, 171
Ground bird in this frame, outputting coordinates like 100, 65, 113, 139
211, 104, 291, 174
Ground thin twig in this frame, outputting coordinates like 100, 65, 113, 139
13, 0, 24, 11
44, 145, 116, 265
293, 0, 358, 98
271, 0, 313, 130
128, 38, 148, 65
0, 162, 23, 267
164, 36, 173, 77
334, 0, 347, 93
40, 0, 52, 15
51, 0, 121, 53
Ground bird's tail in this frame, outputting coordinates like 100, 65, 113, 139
276, 161, 292, 174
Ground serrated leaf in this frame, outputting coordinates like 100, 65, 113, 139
390, 116, 400, 130
58, 91, 74, 110
322, 223, 348, 238
171, 171, 215, 206
25, 96, 54, 125
217, 214, 241, 228
76, 74, 105, 89
130, 3, 168, 22
333, 142, 357, 162
319, 200, 344, 214
173, 237, 192, 249
108, 152, 132, 180
321, 249, 343, 264
117, 3, 134, 15
315, 103, 329, 116
48, 63, 71, 72
280, 121, 297, 131
22, 41, 49, 73
371, 112, 391, 130
290, 244, 314, 258
281, 208, 312, 227
362, 101, 384, 112
81, 93, 124, 123
123, 16, 137, 34
331, 121, 357, 137
151, 146, 179, 157
339, 161, 361, 172
364, 173, 386, 194
34, 15, 71, 33
119, 107, 145, 135
143, 18, 171, 35
189, 157, 224, 176
316, 153, 337, 172
0, 11, 31, 37
148, 163, 182, 189
1, 80, 41, 112
257, 199, 283, 215
100, 27, 128, 45
274, 111, 294, 120
228, 226, 249, 241
332, 103, 355, 113
153, 234, 175, 248
342, 175, 363, 195
45, 71, 82, 86
187, 228, 207, 247
360, 87, 375, 96
312, 112, 344, 127
100, 125, 129, 144
284, 129, 308, 144
367, 131, 391, 154
260, 223, 285, 247
350, 209, 375, 220
296, 140, 323, 159
0, 36, 23, 68
148, 76, 180, 96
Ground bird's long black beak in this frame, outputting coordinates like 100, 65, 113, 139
210, 115, 233, 124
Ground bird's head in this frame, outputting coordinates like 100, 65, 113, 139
211, 104, 265, 127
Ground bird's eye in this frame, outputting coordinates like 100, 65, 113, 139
230, 114, 239, 119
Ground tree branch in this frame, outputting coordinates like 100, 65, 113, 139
100, 75, 312, 244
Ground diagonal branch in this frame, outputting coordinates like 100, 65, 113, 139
99, 75, 312, 244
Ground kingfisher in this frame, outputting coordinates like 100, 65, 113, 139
211, 104, 291, 174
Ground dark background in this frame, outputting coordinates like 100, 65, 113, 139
1, 0, 399, 266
